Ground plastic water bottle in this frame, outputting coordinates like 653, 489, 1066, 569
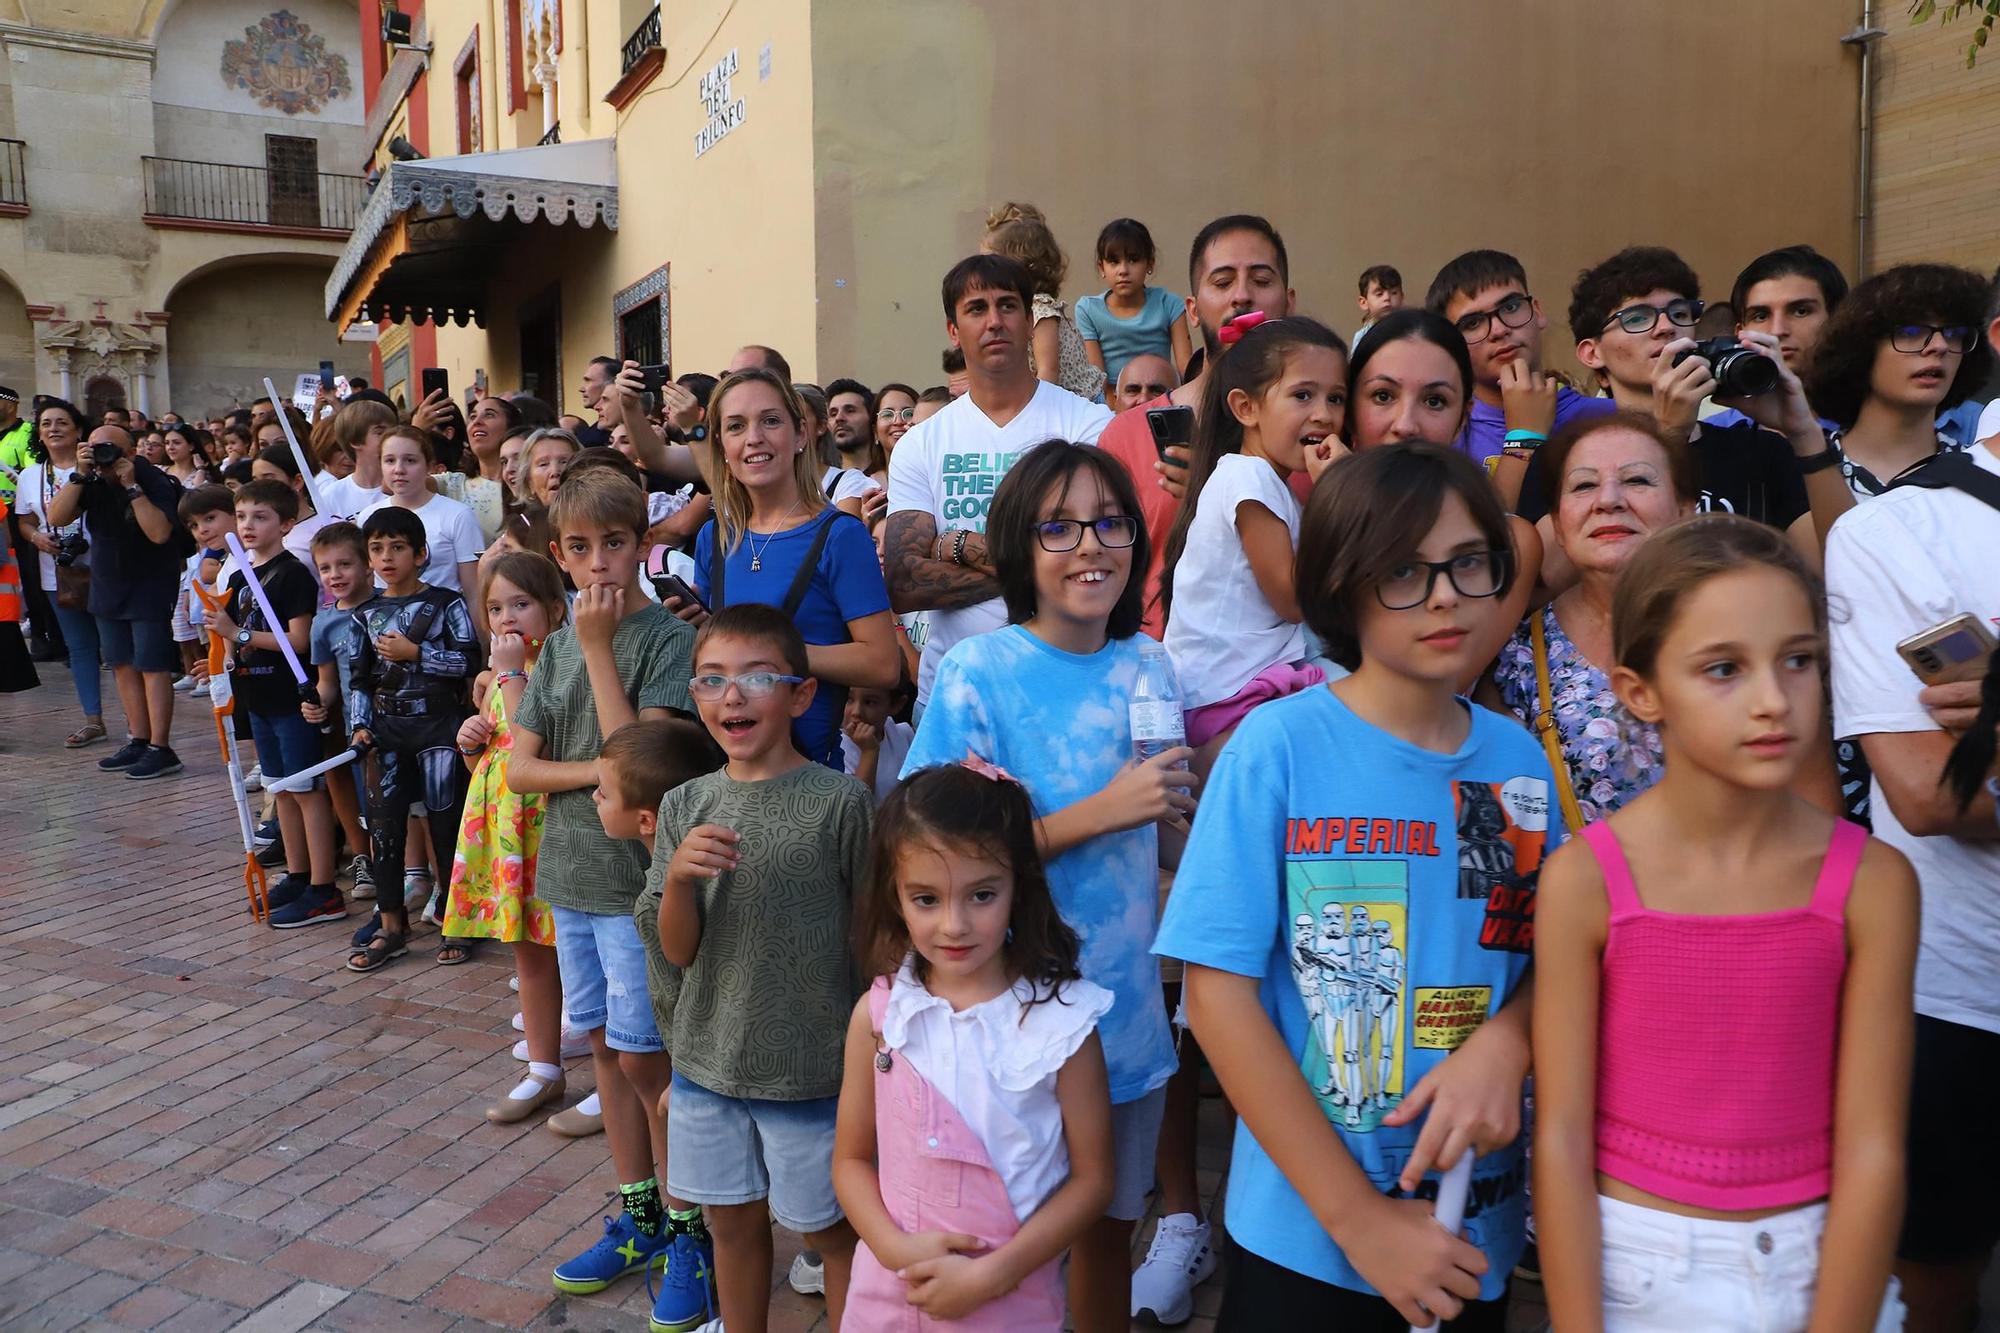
1130, 641, 1187, 763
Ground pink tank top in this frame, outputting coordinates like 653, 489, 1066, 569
1585, 819, 1863, 1211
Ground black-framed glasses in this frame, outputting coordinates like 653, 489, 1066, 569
1890, 323, 1975, 354
876, 406, 916, 422
1375, 550, 1509, 611
688, 672, 804, 701
1034, 515, 1138, 553
1604, 299, 1703, 336
1452, 292, 1537, 345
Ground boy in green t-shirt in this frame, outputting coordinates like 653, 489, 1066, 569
507, 470, 700, 1303
654, 604, 873, 1333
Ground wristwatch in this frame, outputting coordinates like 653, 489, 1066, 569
124, 484, 143, 498
235, 627, 254, 648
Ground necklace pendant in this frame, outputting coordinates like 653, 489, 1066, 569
750, 556, 761, 572
874, 1049, 893, 1073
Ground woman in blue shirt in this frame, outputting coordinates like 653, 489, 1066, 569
687, 368, 898, 768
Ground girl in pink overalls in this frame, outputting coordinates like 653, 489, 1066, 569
833, 761, 1116, 1330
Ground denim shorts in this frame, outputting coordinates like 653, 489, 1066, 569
248, 710, 323, 790
665, 1072, 842, 1233
1107, 1085, 1169, 1221
96, 615, 177, 673
550, 904, 662, 1053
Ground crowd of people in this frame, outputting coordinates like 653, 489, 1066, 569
3, 203, 1998, 1333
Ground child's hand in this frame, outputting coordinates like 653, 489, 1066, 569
1302, 434, 1350, 483
844, 717, 883, 752
668, 824, 740, 887
351, 727, 374, 751
1498, 360, 1559, 439
883, 1230, 987, 1272
1382, 1015, 1529, 1191
899, 1252, 1006, 1321
663, 595, 707, 626
1339, 1194, 1488, 1327
489, 631, 528, 673
301, 700, 327, 725
456, 713, 495, 754
573, 584, 623, 651
1095, 749, 1200, 833
375, 630, 419, 663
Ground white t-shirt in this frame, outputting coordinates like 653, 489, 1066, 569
321, 474, 382, 521
283, 512, 333, 594
821, 465, 876, 508
1163, 453, 1309, 708
885, 381, 1113, 703
1827, 439, 2000, 1034
839, 718, 914, 805
357, 493, 485, 593
15, 461, 81, 593
1977, 397, 2000, 447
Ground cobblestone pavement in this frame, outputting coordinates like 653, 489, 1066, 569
0, 670, 1242, 1331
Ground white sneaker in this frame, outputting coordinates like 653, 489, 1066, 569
243, 764, 264, 791
173, 675, 194, 693
511, 1011, 525, 1032
509, 974, 520, 992
787, 1251, 825, 1296
694, 1320, 724, 1332
1130, 1212, 1215, 1326
512, 1026, 592, 1062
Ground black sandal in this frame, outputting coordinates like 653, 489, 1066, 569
435, 938, 478, 966
347, 931, 408, 973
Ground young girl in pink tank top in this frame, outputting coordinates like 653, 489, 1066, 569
832, 761, 1115, 1330
1534, 515, 1918, 1333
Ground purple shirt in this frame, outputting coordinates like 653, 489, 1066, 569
1460, 386, 1616, 464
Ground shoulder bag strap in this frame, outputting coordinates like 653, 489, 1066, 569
1890, 449, 2000, 513
780, 511, 841, 619
1529, 611, 1589, 835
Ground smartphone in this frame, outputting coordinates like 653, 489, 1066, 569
333, 374, 352, 401
644, 546, 706, 612
472, 368, 489, 397
1897, 613, 1997, 685
319, 359, 336, 386
637, 362, 672, 396
1146, 405, 1195, 465
421, 366, 449, 401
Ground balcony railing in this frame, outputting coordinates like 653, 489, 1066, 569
0, 139, 25, 211
538, 123, 562, 146
622, 5, 661, 75
141, 156, 367, 234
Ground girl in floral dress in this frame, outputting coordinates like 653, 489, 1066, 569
441, 551, 570, 1124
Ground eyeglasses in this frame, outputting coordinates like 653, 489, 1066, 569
688, 672, 804, 701
876, 406, 916, 422
1033, 515, 1139, 553
1890, 323, 1975, 355
1375, 550, 1509, 611
1452, 292, 1537, 345
1603, 299, 1703, 336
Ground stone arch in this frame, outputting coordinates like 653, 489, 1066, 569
84, 375, 126, 421
0, 270, 34, 396
162, 255, 363, 416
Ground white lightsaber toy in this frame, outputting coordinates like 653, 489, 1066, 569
264, 747, 360, 793
262, 375, 335, 519
1408, 1150, 1475, 1332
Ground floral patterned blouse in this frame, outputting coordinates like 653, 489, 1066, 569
1493, 603, 1665, 829
1032, 292, 1108, 403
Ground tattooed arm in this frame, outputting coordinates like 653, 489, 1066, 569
883, 509, 1000, 615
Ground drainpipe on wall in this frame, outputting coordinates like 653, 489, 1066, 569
1842, 4, 1889, 276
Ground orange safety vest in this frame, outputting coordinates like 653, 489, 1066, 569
0, 495, 23, 623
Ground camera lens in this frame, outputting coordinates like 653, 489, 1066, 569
1711, 346, 1779, 397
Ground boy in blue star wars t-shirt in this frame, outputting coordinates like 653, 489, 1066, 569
1157, 443, 1560, 1331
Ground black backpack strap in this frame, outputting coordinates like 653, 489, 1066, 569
710, 523, 727, 611
780, 511, 843, 619
1889, 450, 2000, 513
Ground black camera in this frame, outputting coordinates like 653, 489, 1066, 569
1671, 337, 1779, 398
89, 440, 123, 468
54, 532, 88, 567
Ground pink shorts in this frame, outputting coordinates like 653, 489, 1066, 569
1185, 660, 1326, 747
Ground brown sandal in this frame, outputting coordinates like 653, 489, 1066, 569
65, 721, 107, 748
485, 1071, 566, 1124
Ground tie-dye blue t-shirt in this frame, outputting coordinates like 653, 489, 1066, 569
903, 624, 1175, 1104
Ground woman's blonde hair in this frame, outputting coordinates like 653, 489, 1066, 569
704, 368, 826, 553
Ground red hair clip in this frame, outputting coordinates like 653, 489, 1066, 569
1217, 310, 1271, 348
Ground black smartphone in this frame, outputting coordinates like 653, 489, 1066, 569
421, 366, 449, 401
657, 574, 706, 613
637, 362, 672, 396
1146, 405, 1195, 465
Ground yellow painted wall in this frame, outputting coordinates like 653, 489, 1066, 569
1870, 12, 2000, 275
810, 0, 1865, 386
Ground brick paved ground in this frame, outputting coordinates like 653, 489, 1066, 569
0, 668, 1246, 1331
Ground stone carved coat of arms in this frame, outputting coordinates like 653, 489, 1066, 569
220, 10, 353, 116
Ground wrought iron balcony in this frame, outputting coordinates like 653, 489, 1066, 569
141, 156, 367, 236
0, 139, 26, 213
622, 6, 661, 75
539, 123, 562, 146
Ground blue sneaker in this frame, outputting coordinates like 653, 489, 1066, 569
648, 1228, 718, 1332
553, 1213, 669, 1295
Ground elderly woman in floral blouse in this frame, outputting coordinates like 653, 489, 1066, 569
1487, 410, 1695, 828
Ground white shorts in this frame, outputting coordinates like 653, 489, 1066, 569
1598, 1194, 1903, 1332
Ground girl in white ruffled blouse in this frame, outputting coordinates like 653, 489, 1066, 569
833, 760, 1116, 1330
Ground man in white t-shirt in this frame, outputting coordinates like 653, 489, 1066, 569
885, 254, 1112, 704
1826, 419, 2000, 1331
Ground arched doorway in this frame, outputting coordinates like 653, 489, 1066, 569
163, 256, 361, 417
0, 272, 34, 396
84, 375, 127, 422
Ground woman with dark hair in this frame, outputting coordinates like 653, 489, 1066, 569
1343, 308, 1478, 451
1808, 261, 1995, 496
162, 424, 214, 488
15, 398, 103, 742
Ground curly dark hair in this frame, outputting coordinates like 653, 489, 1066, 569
1568, 247, 1702, 346
1806, 262, 1995, 429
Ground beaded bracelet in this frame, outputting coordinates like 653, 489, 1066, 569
493, 669, 527, 686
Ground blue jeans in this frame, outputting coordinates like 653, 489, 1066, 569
248, 710, 322, 788
51, 604, 101, 717
550, 905, 663, 1053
